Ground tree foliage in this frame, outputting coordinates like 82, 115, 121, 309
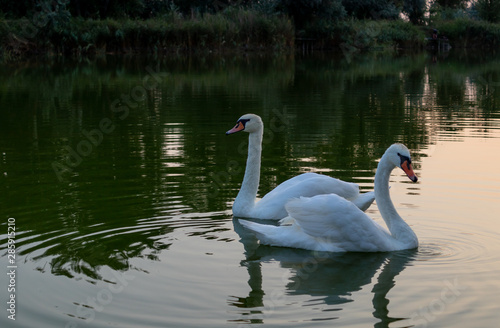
402, 0, 426, 24
0, 0, 184, 19
1, 0, 500, 41
0, 0, 32, 18
433, 0, 468, 8
474, 0, 500, 23
341, 0, 400, 20
279, 0, 346, 29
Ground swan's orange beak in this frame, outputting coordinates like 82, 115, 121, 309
226, 121, 245, 135
401, 160, 418, 182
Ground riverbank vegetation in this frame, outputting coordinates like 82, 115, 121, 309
1, 0, 500, 59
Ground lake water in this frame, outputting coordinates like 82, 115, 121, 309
1, 52, 500, 328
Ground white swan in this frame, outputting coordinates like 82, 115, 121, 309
239, 143, 419, 252
226, 113, 375, 220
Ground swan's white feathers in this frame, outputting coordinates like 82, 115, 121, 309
285, 195, 393, 250
264, 172, 359, 198
351, 191, 376, 212
251, 172, 361, 220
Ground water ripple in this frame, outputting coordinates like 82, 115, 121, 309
1, 209, 232, 281
414, 224, 499, 268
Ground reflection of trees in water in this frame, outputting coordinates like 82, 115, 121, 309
18, 207, 232, 280
231, 218, 417, 326
1, 53, 500, 281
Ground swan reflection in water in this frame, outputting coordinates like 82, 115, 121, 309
229, 218, 417, 326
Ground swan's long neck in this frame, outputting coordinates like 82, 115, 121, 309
375, 155, 417, 244
234, 127, 263, 214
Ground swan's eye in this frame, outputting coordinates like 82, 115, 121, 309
398, 153, 411, 166
238, 119, 250, 127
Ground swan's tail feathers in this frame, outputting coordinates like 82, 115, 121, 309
239, 218, 318, 250
239, 219, 261, 232
278, 215, 296, 226
239, 219, 281, 245
240, 219, 300, 247
351, 191, 375, 212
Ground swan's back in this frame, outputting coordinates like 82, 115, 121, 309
251, 172, 361, 220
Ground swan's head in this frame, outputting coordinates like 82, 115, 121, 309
226, 114, 263, 135
386, 143, 418, 182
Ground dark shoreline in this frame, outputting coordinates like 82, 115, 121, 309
2, 15, 500, 61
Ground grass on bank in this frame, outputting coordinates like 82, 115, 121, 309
0, 8, 294, 58
434, 18, 500, 48
2, 5, 500, 60
302, 19, 426, 52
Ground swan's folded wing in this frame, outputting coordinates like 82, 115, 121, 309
254, 173, 360, 219
351, 191, 375, 212
265, 172, 360, 200
285, 194, 391, 247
